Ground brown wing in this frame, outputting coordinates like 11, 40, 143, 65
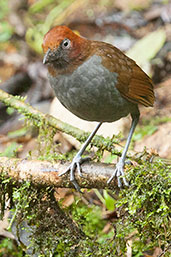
117, 63, 155, 107
94, 41, 155, 107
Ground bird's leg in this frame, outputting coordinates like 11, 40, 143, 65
59, 122, 102, 191
107, 112, 140, 187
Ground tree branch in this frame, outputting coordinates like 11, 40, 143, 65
0, 157, 120, 190
0, 89, 120, 155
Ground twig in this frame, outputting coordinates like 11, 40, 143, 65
157, 244, 171, 257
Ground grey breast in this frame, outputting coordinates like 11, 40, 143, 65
49, 55, 136, 122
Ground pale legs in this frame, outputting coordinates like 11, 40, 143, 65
59, 111, 140, 191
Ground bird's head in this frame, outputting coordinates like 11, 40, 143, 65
42, 26, 90, 72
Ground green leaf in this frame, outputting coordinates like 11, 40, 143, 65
103, 190, 115, 211
104, 153, 117, 163
0, 142, 22, 157
133, 124, 158, 141
8, 127, 28, 139
25, 27, 44, 54
0, 22, 13, 42
127, 29, 166, 73
29, 0, 55, 13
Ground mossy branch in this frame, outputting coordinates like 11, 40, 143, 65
0, 89, 121, 155
0, 157, 120, 190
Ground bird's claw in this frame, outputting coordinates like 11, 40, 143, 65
58, 155, 90, 191
107, 160, 129, 188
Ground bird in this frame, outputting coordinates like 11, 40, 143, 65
42, 25, 155, 191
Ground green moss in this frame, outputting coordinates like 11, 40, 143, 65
114, 159, 171, 253
0, 156, 170, 256
0, 238, 23, 257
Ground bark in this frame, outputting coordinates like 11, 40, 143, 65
0, 157, 120, 190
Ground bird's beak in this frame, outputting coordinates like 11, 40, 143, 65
43, 49, 51, 65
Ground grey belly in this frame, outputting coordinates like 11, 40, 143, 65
49, 55, 136, 122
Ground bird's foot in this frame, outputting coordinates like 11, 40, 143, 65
58, 154, 90, 192
107, 159, 129, 188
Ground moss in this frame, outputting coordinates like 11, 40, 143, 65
0, 177, 85, 256
0, 156, 170, 256
114, 158, 171, 253
0, 238, 23, 257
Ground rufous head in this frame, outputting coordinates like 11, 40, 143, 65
42, 26, 90, 69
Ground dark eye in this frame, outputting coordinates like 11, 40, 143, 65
62, 39, 71, 49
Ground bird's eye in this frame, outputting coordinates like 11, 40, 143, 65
62, 39, 71, 49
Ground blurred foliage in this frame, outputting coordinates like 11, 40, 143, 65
26, 0, 75, 53
0, 0, 13, 42
133, 116, 171, 141
0, 142, 22, 158
0, 238, 23, 257
95, 189, 116, 211
127, 29, 166, 74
